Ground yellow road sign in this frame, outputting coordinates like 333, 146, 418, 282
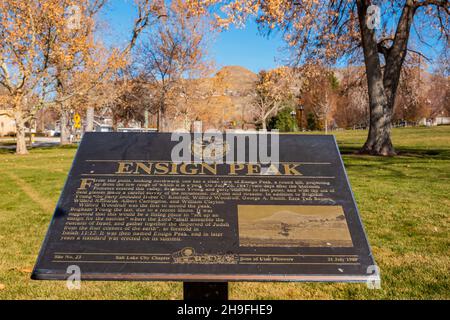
73, 113, 81, 129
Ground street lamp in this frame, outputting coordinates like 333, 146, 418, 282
296, 104, 304, 131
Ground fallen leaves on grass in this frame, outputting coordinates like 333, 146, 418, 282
9, 267, 32, 273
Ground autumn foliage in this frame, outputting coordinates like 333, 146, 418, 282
0, 0, 448, 156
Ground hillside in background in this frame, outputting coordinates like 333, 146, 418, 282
177, 64, 447, 132
214, 66, 258, 92
18, 64, 447, 134
169, 66, 258, 130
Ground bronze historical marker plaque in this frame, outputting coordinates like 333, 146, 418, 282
32, 132, 377, 282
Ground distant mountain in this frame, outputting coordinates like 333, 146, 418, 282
171, 64, 444, 130
176, 66, 257, 129
259, 210, 336, 224
214, 66, 258, 93
260, 211, 313, 224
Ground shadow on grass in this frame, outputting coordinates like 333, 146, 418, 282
338, 145, 450, 161
0, 144, 78, 155
0, 146, 20, 154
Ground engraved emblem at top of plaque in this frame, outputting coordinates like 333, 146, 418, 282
191, 135, 230, 162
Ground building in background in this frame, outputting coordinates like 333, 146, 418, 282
419, 116, 450, 126
0, 111, 15, 136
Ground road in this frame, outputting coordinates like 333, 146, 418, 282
0, 137, 66, 149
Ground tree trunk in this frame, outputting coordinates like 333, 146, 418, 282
60, 108, 72, 145
157, 103, 168, 132
85, 106, 95, 132
14, 109, 28, 155
261, 118, 267, 130
183, 113, 190, 131
161, 110, 167, 132
112, 116, 118, 131
157, 108, 163, 132
156, 108, 160, 132
361, 100, 395, 155
356, 1, 417, 156
357, 1, 395, 156
144, 109, 149, 129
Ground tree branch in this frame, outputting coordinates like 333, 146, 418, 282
414, 0, 450, 14
126, 1, 167, 54
377, 37, 393, 59
0, 110, 14, 117
407, 48, 432, 62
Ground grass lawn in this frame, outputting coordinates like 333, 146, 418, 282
0, 126, 449, 299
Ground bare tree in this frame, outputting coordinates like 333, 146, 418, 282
299, 65, 339, 133
59, 0, 166, 139
136, 0, 212, 132
109, 75, 153, 129
334, 67, 369, 129
427, 53, 450, 118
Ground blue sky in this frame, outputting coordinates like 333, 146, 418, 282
100, 1, 446, 74
208, 21, 286, 73
100, 0, 285, 73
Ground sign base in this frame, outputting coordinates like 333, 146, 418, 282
183, 282, 228, 300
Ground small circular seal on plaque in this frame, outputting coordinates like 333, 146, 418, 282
181, 247, 195, 257
191, 136, 229, 161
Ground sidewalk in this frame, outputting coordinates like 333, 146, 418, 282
0, 137, 63, 149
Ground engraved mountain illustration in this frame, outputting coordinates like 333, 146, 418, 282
238, 206, 353, 247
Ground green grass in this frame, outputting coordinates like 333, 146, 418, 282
0, 126, 449, 299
